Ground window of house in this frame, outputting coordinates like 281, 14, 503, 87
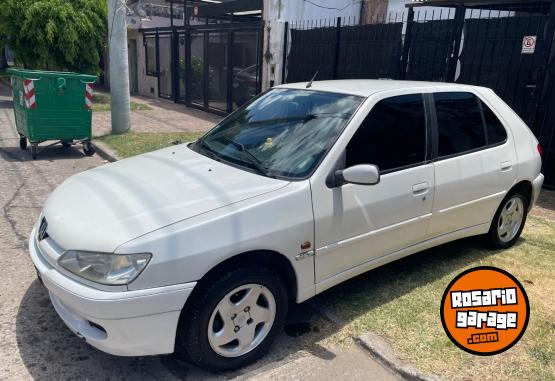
434, 92, 486, 157
481, 101, 508, 145
145, 35, 157, 76
345, 94, 427, 172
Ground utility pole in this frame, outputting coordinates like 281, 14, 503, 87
108, 0, 131, 134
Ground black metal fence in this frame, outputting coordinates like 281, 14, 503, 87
283, 3, 555, 188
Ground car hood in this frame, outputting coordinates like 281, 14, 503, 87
42, 145, 289, 252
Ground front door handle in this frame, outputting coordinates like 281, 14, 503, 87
412, 182, 429, 196
501, 161, 512, 171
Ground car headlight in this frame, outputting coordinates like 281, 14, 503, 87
58, 251, 151, 285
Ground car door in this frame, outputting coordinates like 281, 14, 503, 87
311, 93, 435, 287
428, 91, 517, 238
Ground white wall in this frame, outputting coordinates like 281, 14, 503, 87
267, 0, 362, 22
128, 29, 158, 98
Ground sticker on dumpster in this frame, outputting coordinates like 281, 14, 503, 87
440, 267, 529, 355
522, 36, 537, 54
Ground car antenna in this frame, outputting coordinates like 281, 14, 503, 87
306, 70, 319, 88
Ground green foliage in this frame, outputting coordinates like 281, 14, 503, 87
0, 0, 107, 74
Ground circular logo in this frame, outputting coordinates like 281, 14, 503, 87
440, 266, 529, 356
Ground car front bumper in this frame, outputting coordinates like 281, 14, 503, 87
29, 227, 196, 356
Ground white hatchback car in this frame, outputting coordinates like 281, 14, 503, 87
30, 80, 544, 371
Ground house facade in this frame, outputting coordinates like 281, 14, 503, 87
124, 0, 365, 115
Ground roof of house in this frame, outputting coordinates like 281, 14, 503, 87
277, 79, 483, 97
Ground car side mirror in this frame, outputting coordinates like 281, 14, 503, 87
333, 164, 380, 187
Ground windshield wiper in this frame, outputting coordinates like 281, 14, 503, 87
195, 139, 222, 161
221, 136, 271, 176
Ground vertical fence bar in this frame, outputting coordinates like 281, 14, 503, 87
226, 30, 233, 112
399, 7, 415, 79
170, 0, 174, 28
172, 29, 178, 102
333, 17, 342, 79
447, 5, 466, 82
282, 21, 289, 84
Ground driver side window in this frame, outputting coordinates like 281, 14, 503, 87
345, 94, 427, 173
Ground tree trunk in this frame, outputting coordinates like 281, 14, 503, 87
108, 0, 131, 134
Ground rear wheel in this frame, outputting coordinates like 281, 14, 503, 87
61, 140, 72, 148
19, 137, 27, 150
178, 266, 288, 371
486, 192, 528, 249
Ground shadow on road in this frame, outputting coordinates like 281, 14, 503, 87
15, 279, 332, 380
15, 234, 508, 380
0, 144, 88, 163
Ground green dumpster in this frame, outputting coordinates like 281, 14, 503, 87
7, 68, 97, 159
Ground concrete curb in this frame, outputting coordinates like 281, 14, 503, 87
310, 302, 440, 381
356, 333, 441, 381
93, 140, 119, 162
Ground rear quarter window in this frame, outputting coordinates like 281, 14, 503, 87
481, 101, 508, 145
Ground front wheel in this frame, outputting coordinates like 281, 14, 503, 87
486, 193, 528, 249
178, 266, 288, 371
19, 137, 27, 150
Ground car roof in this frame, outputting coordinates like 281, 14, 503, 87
275, 79, 486, 98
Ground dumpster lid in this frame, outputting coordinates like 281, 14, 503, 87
7, 68, 96, 82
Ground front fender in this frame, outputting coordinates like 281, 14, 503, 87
118, 181, 316, 302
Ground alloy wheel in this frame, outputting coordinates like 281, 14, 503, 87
497, 196, 524, 243
207, 283, 276, 358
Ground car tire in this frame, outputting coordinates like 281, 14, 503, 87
486, 192, 529, 249
178, 266, 288, 372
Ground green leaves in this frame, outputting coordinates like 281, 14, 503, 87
0, 0, 107, 74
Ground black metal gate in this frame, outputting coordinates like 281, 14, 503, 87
283, 3, 555, 188
143, 20, 263, 116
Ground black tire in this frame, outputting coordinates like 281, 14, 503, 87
19, 137, 27, 150
61, 140, 72, 148
31, 144, 37, 160
178, 266, 288, 372
83, 142, 95, 156
486, 192, 529, 249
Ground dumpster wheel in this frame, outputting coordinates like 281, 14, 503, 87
83, 141, 95, 157
19, 136, 27, 150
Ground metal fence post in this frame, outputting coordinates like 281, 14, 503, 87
333, 17, 342, 79
282, 21, 289, 84
172, 29, 178, 102
399, 7, 415, 80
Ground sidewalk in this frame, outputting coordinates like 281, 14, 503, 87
92, 94, 223, 137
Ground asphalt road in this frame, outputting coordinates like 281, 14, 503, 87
0, 84, 399, 381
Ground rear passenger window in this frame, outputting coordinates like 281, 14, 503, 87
481, 101, 508, 145
346, 94, 426, 172
434, 92, 485, 157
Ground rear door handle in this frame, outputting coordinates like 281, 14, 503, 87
501, 161, 512, 171
412, 182, 429, 196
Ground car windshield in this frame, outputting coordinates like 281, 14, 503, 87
195, 88, 363, 179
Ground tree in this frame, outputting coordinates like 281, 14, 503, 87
0, 0, 107, 74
